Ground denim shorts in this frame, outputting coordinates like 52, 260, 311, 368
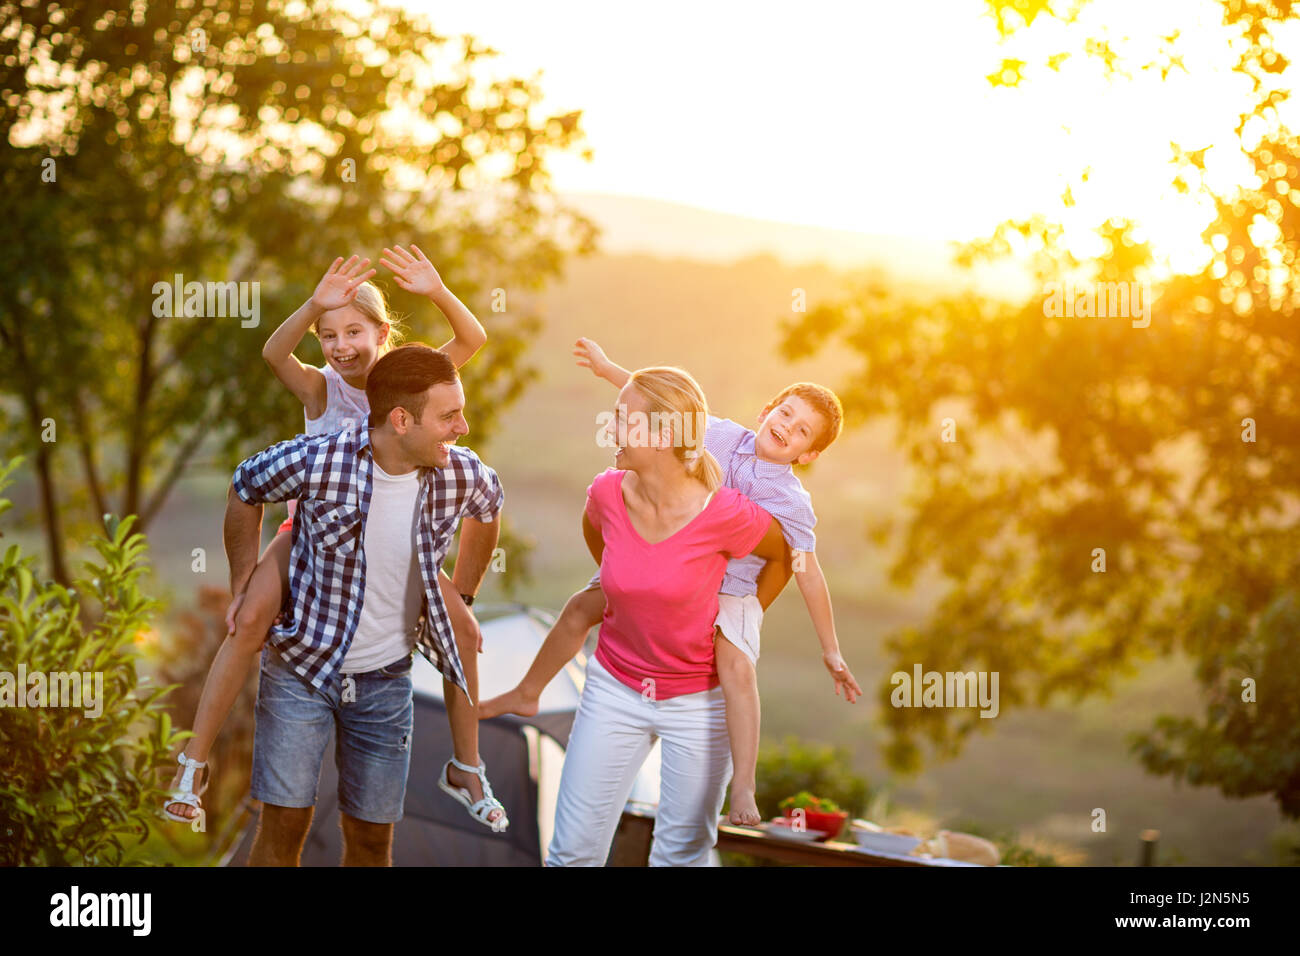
250, 647, 414, 824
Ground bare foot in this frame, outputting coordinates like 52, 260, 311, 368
478, 685, 539, 720
728, 788, 761, 826
445, 761, 507, 828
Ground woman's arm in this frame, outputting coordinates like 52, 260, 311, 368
263, 257, 375, 412
381, 244, 486, 368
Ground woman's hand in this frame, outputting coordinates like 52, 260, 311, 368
312, 256, 376, 312
381, 243, 447, 298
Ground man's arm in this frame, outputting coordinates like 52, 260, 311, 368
450, 514, 501, 598
225, 483, 265, 597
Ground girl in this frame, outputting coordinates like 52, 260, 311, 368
165, 246, 492, 825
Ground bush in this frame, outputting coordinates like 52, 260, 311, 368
721, 735, 872, 867
752, 735, 872, 820
0, 457, 187, 865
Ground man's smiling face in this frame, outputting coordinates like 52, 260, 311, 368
398, 380, 469, 468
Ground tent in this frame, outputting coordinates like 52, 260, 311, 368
222, 604, 664, 866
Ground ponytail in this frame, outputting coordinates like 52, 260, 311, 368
686, 448, 722, 493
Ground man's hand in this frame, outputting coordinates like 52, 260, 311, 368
823, 651, 862, 703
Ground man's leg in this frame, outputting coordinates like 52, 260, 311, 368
339, 814, 395, 867
246, 647, 334, 867
248, 805, 314, 866
479, 584, 605, 719
335, 655, 413, 866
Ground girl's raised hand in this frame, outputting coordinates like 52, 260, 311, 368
381, 243, 446, 298
312, 256, 376, 312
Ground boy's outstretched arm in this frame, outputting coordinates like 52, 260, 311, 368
795, 551, 862, 702
574, 337, 631, 388
381, 244, 486, 368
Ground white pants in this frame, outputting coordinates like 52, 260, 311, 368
546, 655, 732, 867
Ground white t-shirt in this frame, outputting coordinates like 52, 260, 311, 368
340, 460, 423, 673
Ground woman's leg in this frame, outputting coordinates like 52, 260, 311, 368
714, 631, 761, 825
648, 683, 733, 866
545, 657, 654, 866
166, 530, 292, 819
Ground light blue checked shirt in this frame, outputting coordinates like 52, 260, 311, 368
705, 415, 817, 597
231, 423, 503, 698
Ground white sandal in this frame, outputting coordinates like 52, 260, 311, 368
163, 752, 209, 823
438, 757, 509, 833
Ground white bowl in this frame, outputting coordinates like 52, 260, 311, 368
852, 828, 923, 855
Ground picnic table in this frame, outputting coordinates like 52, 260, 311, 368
610, 803, 986, 867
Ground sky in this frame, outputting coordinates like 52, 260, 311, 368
403, 0, 1268, 272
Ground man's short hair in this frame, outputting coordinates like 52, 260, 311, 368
366, 344, 459, 427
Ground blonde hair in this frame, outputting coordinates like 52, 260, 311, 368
313, 281, 406, 356
627, 366, 723, 492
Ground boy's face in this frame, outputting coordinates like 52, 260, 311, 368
754, 395, 827, 465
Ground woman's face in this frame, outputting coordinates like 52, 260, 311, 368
605, 383, 664, 472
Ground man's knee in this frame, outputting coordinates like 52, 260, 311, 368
251, 804, 313, 864
340, 814, 393, 863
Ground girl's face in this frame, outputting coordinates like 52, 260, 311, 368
316, 306, 388, 381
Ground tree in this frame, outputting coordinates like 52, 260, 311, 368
0, 0, 595, 582
783, 0, 1300, 816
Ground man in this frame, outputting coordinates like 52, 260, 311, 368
225, 343, 505, 866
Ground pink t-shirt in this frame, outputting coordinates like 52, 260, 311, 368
585, 468, 773, 700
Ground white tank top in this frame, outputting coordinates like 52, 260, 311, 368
304, 363, 369, 436
283, 365, 371, 528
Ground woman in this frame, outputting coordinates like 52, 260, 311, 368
545, 367, 789, 866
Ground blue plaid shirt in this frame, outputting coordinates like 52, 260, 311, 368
231, 423, 504, 698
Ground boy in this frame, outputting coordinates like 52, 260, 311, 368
481, 338, 861, 825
